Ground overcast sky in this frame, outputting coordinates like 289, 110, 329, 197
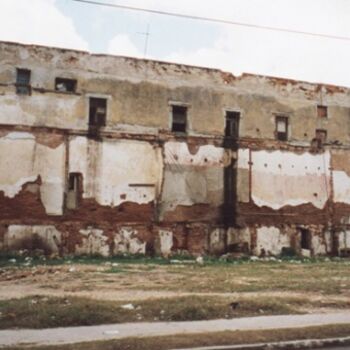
0, 0, 349, 87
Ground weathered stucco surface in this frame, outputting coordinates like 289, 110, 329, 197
0, 131, 65, 215
1, 41, 350, 257
250, 150, 331, 209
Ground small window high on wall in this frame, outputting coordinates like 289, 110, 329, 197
315, 129, 327, 144
317, 105, 328, 118
55, 78, 77, 93
171, 105, 187, 133
16, 68, 31, 95
89, 97, 107, 126
275, 116, 288, 141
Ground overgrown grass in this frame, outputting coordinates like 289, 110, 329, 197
4, 324, 350, 350
1, 295, 349, 330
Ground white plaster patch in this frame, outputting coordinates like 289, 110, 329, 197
164, 142, 225, 167
251, 150, 331, 209
333, 171, 350, 204
3, 132, 35, 140
113, 227, 146, 255
75, 228, 109, 257
311, 235, 327, 256
95, 140, 162, 207
256, 226, 290, 256
158, 230, 173, 256
237, 148, 250, 169
5, 225, 61, 253
339, 231, 350, 251
209, 228, 226, 254
0, 132, 65, 215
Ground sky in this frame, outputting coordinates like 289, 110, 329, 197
0, 0, 349, 87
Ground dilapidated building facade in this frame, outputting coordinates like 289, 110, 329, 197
1, 41, 350, 257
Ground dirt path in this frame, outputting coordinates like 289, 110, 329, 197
1, 312, 350, 347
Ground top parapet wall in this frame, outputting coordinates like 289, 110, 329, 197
1, 40, 350, 103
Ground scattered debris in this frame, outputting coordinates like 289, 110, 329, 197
196, 256, 204, 265
121, 303, 135, 310
230, 302, 239, 310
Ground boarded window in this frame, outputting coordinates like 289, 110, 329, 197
16, 68, 31, 95
225, 111, 240, 139
317, 105, 328, 118
171, 105, 187, 133
275, 116, 288, 141
55, 78, 77, 93
315, 129, 327, 144
300, 228, 311, 250
66, 173, 82, 210
89, 97, 107, 126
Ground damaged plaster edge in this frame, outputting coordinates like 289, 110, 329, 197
251, 195, 328, 210
3, 40, 350, 93
0, 175, 38, 198
1, 132, 35, 141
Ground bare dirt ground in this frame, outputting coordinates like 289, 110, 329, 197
0, 259, 349, 306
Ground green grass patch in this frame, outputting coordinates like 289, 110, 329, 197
1, 295, 349, 330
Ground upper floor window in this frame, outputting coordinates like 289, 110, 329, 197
55, 78, 77, 93
317, 105, 328, 118
16, 68, 31, 95
89, 97, 107, 126
171, 105, 187, 133
275, 116, 288, 141
225, 111, 240, 139
315, 129, 327, 144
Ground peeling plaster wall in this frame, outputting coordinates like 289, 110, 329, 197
0, 131, 65, 215
2, 42, 350, 141
97, 140, 162, 206
255, 226, 290, 256
2, 41, 350, 257
160, 141, 225, 221
113, 227, 146, 255
250, 150, 331, 209
4, 225, 61, 253
338, 231, 350, 254
68, 137, 162, 206
75, 228, 109, 257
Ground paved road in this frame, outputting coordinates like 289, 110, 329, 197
1, 312, 350, 348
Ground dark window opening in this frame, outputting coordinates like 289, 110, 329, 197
89, 97, 107, 127
55, 78, 77, 93
171, 105, 187, 133
315, 129, 327, 144
66, 173, 82, 210
225, 111, 240, 139
16, 68, 31, 95
275, 116, 288, 141
300, 228, 311, 250
317, 105, 328, 118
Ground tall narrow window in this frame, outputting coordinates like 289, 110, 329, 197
275, 116, 288, 141
89, 97, 107, 126
317, 105, 328, 118
225, 111, 240, 139
16, 68, 31, 95
171, 105, 187, 133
